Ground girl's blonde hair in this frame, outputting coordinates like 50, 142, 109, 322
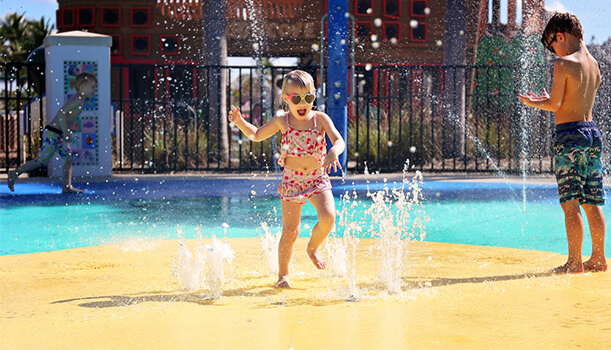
281, 70, 315, 94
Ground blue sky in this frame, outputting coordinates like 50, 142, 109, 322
2, 0, 610, 44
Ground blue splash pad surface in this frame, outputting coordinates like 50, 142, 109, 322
1, 177, 609, 256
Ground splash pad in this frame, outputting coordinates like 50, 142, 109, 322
2, 236, 609, 349
172, 165, 428, 300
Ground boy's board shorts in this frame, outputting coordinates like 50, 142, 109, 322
277, 167, 331, 205
34, 127, 72, 166
554, 121, 605, 206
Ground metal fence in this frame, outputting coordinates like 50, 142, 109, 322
1, 62, 45, 174
349, 64, 556, 173
2, 62, 609, 175
110, 64, 303, 173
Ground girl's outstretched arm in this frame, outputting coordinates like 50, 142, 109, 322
318, 112, 346, 173
228, 105, 282, 142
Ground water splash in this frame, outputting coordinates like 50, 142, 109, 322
365, 163, 427, 294
259, 221, 280, 276
329, 162, 428, 297
173, 227, 235, 299
446, 111, 527, 213
327, 189, 362, 301
173, 227, 206, 291
204, 235, 236, 299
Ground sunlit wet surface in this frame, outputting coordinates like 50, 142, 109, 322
1, 238, 609, 349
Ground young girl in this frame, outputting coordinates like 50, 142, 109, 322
228, 70, 345, 288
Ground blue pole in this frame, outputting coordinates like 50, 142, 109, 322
326, 0, 349, 174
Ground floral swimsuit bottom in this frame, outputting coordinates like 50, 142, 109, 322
277, 167, 331, 205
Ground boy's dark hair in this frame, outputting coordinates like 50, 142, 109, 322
74, 72, 98, 88
543, 12, 583, 42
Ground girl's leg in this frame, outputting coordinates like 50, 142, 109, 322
307, 189, 336, 269
276, 200, 303, 288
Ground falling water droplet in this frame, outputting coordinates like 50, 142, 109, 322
374, 18, 382, 27
410, 20, 418, 28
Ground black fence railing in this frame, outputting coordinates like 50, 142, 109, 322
2, 62, 609, 175
110, 64, 307, 172
1, 62, 46, 174
348, 64, 560, 174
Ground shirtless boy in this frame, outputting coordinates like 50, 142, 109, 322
8, 72, 97, 193
519, 12, 606, 273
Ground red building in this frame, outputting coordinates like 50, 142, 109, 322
54, 0, 547, 100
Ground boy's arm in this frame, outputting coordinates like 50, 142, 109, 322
518, 59, 567, 112
228, 105, 281, 142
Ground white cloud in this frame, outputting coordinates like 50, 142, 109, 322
545, 1, 570, 13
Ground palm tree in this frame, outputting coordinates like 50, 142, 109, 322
24, 16, 53, 56
0, 13, 28, 63
0, 13, 53, 63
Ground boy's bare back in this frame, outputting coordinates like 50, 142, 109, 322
46, 95, 86, 133
552, 47, 601, 124
47, 74, 96, 137
518, 13, 601, 126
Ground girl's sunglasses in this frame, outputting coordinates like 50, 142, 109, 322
287, 93, 316, 105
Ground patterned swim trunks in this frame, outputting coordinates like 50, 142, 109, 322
34, 128, 73, 166
554, 121, 605, 206
277, 167, 332, 205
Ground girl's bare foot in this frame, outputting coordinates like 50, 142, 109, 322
274, 275, 290, 288
7, 171, 17, 191
307, 250, 327, 270
62, 186, 84, 194
583, 259, 608, 272
550, 262, 584, 274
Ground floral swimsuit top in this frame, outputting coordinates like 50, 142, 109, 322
278, 112, 327, 167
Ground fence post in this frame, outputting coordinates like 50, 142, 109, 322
43, 31, 112, 177
326, 0, 349, 173
443, 0, 466, 158
202, 0, 229, 166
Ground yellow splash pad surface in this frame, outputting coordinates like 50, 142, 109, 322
1, 238, 609, 349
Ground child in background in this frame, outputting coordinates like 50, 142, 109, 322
229, 70, 345, 287
8, 72, 97, 194
518, 13, 606, 273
